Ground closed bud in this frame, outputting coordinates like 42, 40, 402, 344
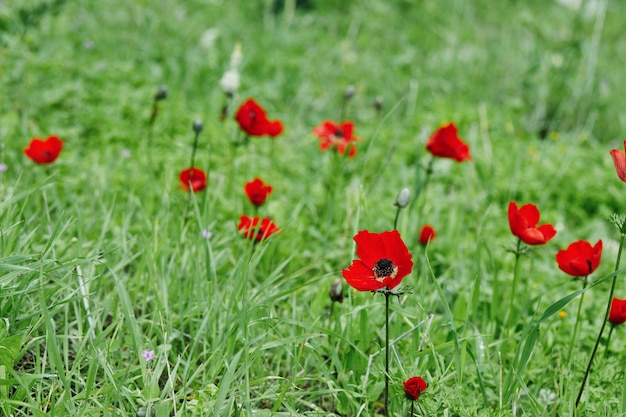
329, 278, 343, 303
344, 85, 355, 100
374, 96, 383, 112
395, 187, 410, 208
193, 120, 203, 133
154, 87, 167, 101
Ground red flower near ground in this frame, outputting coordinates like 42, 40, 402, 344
244, 177, 273, 207
556, 240, 603, 277
238, 215, 281, 241
234, 98, 283, 138
426, 123, 471, 162
403, 376, 427, 401
312, 120, 361, 157
179, 167, 207, 192
419, 225, 436, 245
508, 202, 557, 245
23, 135, 64, 164
342, 230, 413, 292
609, 298, 626, 326
610, 139, 626, 182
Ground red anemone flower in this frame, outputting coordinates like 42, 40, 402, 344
556, 240, 602, 277
312, 120, 361, 157
609, 298, 626, 326
425, 123, 471, 162
234, 98, 284, 138
403, 376, 427, 401
342, 230, 413, 292
418, 225, 436, 245
178, 167, 207, 192
610, 139, 626, 182
23, 135, 64, 164
508, 202, 556, 245
238, 215, 281, 241
244, 177, 273, 207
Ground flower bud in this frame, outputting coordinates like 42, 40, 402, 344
154, 87, 167, 101
394, 188, 410, 208
329, 278, 343, 303
344, 85, 355, 100
193, 120, 203, 133
374, 96, 383, 111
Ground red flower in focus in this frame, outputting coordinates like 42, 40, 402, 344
419, 225, 436, 245
179, 167, 207, 192
23, 135, 64, 164
426, 123, 471, 162
403, 376, 427, 401
609, 298, 626, 326
238, 215, 281, 241
342, 230, 413, 292
244, 177, 273, 207
508, 202, 557, 245
556, 240, 603, 277
312, 120, 361, 158
234, 98, 283, 138
610, 140, 626, 182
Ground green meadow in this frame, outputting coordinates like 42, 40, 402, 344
2, 0, 626, 415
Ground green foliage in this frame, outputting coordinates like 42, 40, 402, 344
1, 0, 626, 415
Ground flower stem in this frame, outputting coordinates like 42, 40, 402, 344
410, 401, 414, 417
566, 276, 588, 366
385, 292, 390, 417
506, 239, 522, 329
604, 325, 615, 358
576, 231, 626, 407
393, 205, 402, 231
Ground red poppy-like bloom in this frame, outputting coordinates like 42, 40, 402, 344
610, 140, 626, 182
234, 98, 284, 138
403, 376, 427, 401
244, 177, 273, 207
238, 215, 281, 241
556, 240, 603, 277
508, 202, 557, 245
419, 225, 436, 245
425, 123, 471, 162
23, 135, 64, 164
342, 230, 413, 292
178, 167, 207, 192
609, 298, 626, 326
312, 120, 361, 158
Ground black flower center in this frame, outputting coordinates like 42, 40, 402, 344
372, 258, 398, 281
333, 129, 343, 138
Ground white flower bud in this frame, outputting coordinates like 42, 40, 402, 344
395, 188, 410, 208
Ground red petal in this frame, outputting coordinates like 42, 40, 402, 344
518, 203, 540, 228
610, 143, 626, 182
342, 260, 384, 291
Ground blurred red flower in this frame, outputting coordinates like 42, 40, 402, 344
609, 298, 626, 325
238, 215, 280, 241
508, 202, 556, 245
179, 167, 207, 192
426, 123, 471, 162
234, 98, 283, 137
23, 135, 64, 164
610, 140, 626, 182
403, 376, 427, 401
244, 177, 273, 207
312, 120, 360, 158
556, 240, 603, 277
419, 225, 436, 245
342, 230, 413, 292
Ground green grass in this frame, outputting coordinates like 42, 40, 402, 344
2, 0, 626, 415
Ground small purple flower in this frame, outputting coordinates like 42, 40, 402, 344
202, 229, 213, 239
142, 349, 155, 362
0, 163, 7, 172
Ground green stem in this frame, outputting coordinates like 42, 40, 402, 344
393, 206, 402, 231
567, 276, 588, 366
576, 231, 626, 407
385, 292, 390, 417
506, 239, 522, 328
410, 401, 414, 417
604, 325, 615, 358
